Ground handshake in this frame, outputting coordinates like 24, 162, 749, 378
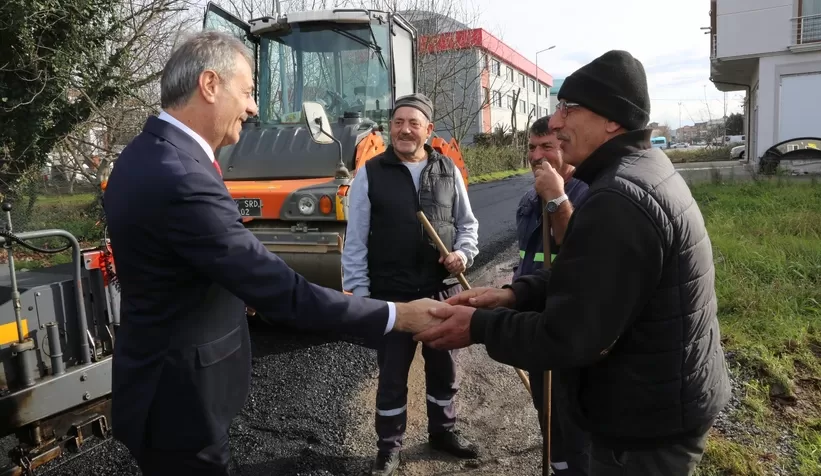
391, 287, 515, 350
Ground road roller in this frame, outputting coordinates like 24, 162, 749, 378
202, 3, 469, 309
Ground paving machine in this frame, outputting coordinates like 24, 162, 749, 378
202, 3, 469, 302
0, 202, 119, 475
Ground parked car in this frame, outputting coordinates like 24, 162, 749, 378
730, 144, 745, 160
759, 137, 821, 174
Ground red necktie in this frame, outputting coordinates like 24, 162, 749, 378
212, 160, 222, 177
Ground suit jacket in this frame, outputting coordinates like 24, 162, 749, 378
103, 116, 391, 456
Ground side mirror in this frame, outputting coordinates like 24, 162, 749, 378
302, 101, 334, 145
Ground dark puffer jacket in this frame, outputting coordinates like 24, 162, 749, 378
470, 129, 731, 448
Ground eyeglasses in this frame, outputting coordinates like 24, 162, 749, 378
555, 100, 580, 118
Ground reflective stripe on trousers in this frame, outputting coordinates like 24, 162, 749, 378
519, 250, 558, 262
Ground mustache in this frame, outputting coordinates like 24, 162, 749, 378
556, 133, 571, 142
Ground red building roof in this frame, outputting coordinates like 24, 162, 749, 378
419, 28, 554, 87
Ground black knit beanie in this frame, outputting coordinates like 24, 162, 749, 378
557, 50, 651, 131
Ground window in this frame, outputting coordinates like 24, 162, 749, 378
798, 0, 821, 43
530, 79, 536, 92
506, 67, 514, 82
492, 90, 502, 107
519, 99, 526, 114
507, 95, 514, 109
519, 73, 525, 88
491, 59, 501, 76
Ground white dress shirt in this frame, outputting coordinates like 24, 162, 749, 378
155, 111, 397, 333
157, 111, 216, 163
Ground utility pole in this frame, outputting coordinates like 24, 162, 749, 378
678, 102, 682, 141
535, 45, 556, 118
723, 92, 728, 139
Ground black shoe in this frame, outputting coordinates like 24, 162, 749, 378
370, 451, 400, 475
428, 430, 479, 459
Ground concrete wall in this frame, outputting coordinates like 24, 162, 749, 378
752, 50, 821, 161
716, 0, 795, 58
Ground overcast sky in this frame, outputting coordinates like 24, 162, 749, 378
468, 0, 744, 129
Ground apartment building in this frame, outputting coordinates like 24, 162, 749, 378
403, 11, 553, 144
710, 0, 821, 171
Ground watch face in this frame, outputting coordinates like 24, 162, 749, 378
547, 201, 557, 212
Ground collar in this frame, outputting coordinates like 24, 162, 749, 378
157, 111, 215, 163
573, 129, 653, 185
382, 143, 440, 165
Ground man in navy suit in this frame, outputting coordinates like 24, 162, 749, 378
103, 31, 446, 476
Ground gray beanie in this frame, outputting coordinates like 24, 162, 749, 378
393, 93, 434, 121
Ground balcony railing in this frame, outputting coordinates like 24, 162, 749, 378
791, 13, 821, 46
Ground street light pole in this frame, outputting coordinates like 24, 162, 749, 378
535, 45, 556, 118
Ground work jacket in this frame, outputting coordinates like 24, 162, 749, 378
513, 178, 589, 280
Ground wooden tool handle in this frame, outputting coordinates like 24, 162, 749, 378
417, 210, 531, 396
416, 211, 471, 290
541, 202, 553, 476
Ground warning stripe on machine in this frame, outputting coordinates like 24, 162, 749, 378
0, 319, 28, 346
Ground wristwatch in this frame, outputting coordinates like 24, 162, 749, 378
545, 194, 568, 213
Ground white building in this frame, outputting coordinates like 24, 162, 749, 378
710, 0, 821, 172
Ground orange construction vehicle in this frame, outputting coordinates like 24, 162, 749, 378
202, 3, 469, 309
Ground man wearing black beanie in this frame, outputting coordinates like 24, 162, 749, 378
415, 50, 731, 476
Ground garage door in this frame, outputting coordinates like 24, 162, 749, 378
779, 72, 821, 142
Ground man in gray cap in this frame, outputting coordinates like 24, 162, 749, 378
415, 51, 731, 475
342, 93, 480, 475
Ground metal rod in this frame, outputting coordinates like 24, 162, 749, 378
0, 228, 92, 365
416, 210, 532, 395
3, 207, 26, 343
46, 322, 65, 376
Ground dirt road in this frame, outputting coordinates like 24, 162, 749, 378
341, 244, 546, 476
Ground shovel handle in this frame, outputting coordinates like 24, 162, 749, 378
417, 210, 532, 397
416, 211, 471, 290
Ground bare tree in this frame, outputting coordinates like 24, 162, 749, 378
389, 0, 516, 144
53, 0, 201, 188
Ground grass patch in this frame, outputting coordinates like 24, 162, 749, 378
0, 193, 101, 270
692, 179, 821, 475
795, 418, 821, 475
469, 168, 529, 184
699, 436, 768, 476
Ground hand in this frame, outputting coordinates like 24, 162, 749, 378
439, 251, 466, 275
534, 161, 565, 203
413, 305, 475, 350
444, 287, 515, 309
394, 298, 450, 334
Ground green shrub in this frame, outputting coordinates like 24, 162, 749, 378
666, 145, 733, 163
26, 193, 102, 246
463, 146, 525, 176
